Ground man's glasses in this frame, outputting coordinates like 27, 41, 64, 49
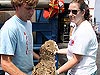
68, 10, 80, 15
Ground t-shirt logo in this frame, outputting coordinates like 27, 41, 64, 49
24, 32, 33, 55
69, 39, 74, 46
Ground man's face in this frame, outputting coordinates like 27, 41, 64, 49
17, 3, 35, 21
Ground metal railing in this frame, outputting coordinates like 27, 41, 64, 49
0, 1, 49, 10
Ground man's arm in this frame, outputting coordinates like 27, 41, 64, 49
33, 51, 40, 60
1, 55, 26, 75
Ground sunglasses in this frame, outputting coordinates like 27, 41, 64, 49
68, 10, 80, 15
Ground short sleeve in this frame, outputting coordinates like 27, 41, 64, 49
0, 23, 17, 55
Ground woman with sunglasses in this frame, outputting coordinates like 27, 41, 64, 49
56, 0, 98, 75
0, 0, 40, 75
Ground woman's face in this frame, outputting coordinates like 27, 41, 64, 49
68, 2, 84, 26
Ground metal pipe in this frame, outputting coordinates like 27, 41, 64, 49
0, 1, 12, 7
0, 0, 72, 10
0, 1, 49, 10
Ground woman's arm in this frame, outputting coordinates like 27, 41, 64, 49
56, 48, 68, 54
56, 53, 83, 74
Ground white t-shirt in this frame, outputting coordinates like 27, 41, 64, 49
67, 20, 98, 75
